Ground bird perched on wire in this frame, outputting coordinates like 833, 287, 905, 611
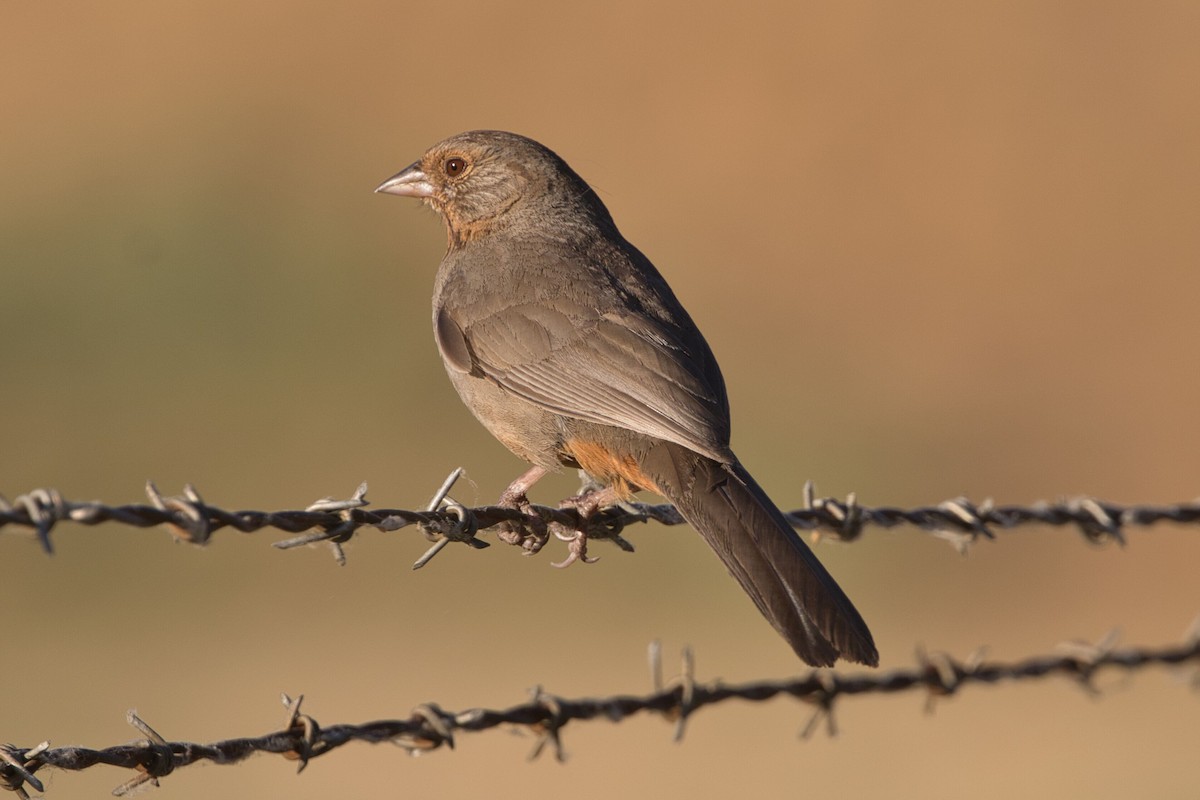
377, 130, 877, 667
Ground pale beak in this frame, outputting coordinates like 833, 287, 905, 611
375, 161, 435, 197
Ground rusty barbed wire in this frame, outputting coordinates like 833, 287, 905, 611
2, 628, 1197, 797
2, 474, 1198, 565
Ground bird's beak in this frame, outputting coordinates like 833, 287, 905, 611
375, 161, 435, 197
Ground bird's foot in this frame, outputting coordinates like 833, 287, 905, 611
495, 467, 551, 554
547, 487, 621, 568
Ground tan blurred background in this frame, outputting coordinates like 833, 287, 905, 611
3, 2, 1198, 797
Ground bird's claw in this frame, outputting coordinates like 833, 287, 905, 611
547, 488, 611, 568
550, 529, 599, 568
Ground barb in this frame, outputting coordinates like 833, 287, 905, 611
2, 628, 1197, 796
1, 476, 1197, 561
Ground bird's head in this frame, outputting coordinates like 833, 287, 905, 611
376, 130, 611, 245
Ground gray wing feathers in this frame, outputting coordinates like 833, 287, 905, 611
454, 303, 730, 462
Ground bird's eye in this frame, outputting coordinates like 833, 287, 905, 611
445, 157, 467, 176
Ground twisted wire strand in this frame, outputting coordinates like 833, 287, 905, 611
2, 478, 1197, 565
2, 630, 1197, 797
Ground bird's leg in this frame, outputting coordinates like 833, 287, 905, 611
560, 469, 630, 514
498, 465, 548, 507
559, 484, 626, 516
573, 469, 607, 499
495, 465, 550, 553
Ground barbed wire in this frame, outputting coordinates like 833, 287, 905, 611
2, 628, 1197, 798
2, 472, 1198, 566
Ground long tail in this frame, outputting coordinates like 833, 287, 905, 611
640, 440, 878, 667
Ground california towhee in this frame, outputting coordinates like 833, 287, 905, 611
377, 130, 877, 666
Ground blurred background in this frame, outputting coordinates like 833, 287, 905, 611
3, 2, 1198, 797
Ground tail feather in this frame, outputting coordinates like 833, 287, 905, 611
641, 441, 878, 667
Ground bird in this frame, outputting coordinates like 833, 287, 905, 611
376, 130, 877, 667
